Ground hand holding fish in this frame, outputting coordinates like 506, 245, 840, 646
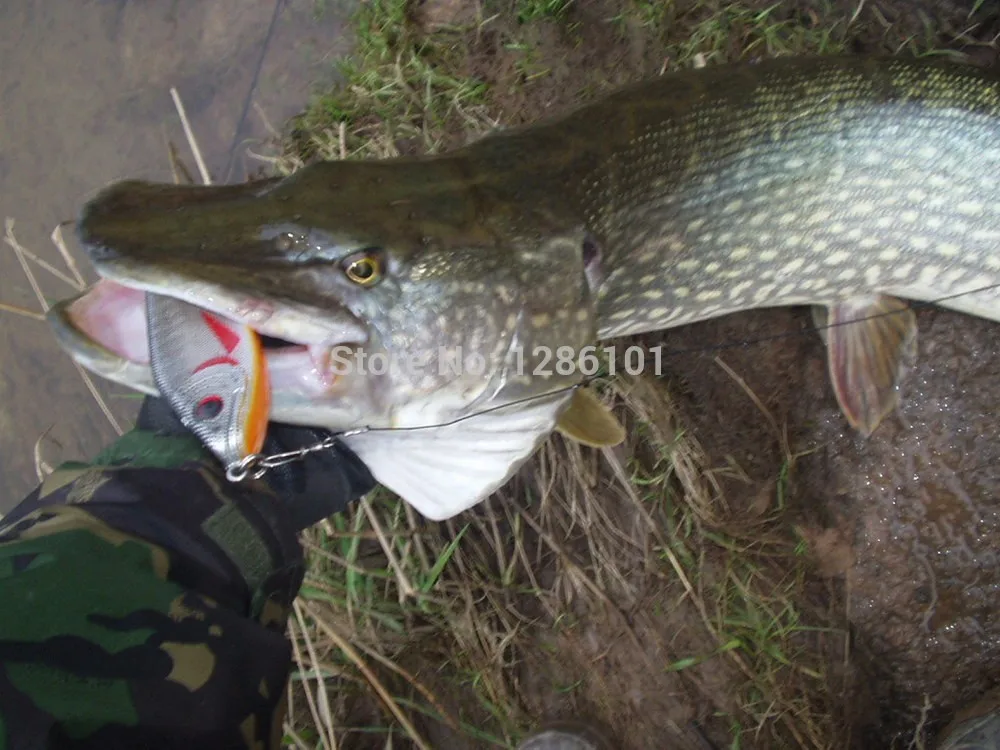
136, 391, 376, 530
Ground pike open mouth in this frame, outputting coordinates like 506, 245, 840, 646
52, 279, 366, 396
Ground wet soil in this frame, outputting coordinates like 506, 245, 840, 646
646, 304, 1000, 745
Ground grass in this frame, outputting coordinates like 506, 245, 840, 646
270, 0, 494, 171
279, 367, 848, 749
614, 0, 855, 61
515, 0, 574, 24
278, 0, 876, 176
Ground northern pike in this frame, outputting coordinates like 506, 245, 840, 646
48, 55, 1000, 519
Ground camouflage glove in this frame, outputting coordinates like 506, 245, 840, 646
137, 396, 377, 530
0, 397, 377, 749
0, 404, 311, 748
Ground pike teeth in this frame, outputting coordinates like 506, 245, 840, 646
309, 344, 331, 369
308, 345, 338, 389
234, 300, 274, 325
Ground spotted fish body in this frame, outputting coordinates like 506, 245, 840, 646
558, 56, 1000, 340
48, 54, 1000, 518
458, 54, 1000, 432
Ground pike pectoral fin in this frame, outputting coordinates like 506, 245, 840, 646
339, 390, 575, 521
825, 294, 917, 437
556, 387, 625, 447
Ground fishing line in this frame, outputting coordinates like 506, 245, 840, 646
222, 0, 285, 183
232, 277, 999, 477
629, 281, 1000, 359
333, 280, 1000, 437
232, 384, 590, 480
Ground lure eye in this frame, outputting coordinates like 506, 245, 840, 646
343, 250, 383, 286
194, 395, 224, 421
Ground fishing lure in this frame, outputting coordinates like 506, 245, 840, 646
146, 293, 270, 471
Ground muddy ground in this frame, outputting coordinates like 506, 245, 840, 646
286, 1, 1000, 747
653, 305, 1000, 745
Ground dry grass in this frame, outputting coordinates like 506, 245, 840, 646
284, 371, 848, 749
277, 374, 855, 745
2, 219, 124, 485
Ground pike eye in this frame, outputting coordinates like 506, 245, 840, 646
343, 250, 383, 286
194, 396, 224, 421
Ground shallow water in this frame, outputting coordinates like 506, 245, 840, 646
0, 0, 355, 510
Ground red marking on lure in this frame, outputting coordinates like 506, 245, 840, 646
194, 310, 270, 454
192, 312, 241, 375
192, 355, 240, 373
200, 311, 240, 353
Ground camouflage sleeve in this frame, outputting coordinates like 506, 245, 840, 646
0, 429, 305, 750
